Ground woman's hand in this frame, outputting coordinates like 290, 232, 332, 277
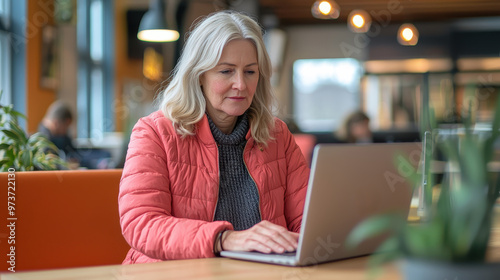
221, 220, 299, 253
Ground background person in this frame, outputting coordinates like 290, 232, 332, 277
39, 101, 113, 169
118, 11, 310, 264
38, 100, 80, 164
336, 110, 373, 144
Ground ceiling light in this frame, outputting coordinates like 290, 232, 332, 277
398, 23, 419, 46
137, 0, 179, 42
348, 10, 371, 33
352, 15, 364, 28
402, 28, 413, 41
319, 1, 332, 15
311, 0, 340, 19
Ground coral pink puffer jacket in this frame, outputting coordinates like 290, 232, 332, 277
118, 110, 309, 264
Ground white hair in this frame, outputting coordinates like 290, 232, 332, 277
158, 10, 275, 145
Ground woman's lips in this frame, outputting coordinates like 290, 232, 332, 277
228, 96, 245, 100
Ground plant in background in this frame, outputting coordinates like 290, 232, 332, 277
0, 91, 67, 171
347, 92, 500, 278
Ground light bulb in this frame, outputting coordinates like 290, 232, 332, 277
398, 23, 419, 46
311, 0, 340, 19
348, 10, 371, 33
318, 1, 332, 15
352, 14, 364, 28
138, 29, 180, 42
401, 28, 413, 41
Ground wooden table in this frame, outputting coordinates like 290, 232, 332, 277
3, 209, 500, 280
3, 236, 500, 280
0, 255, 403, 280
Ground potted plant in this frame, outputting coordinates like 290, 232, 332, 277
347, 96, 500, 279
0, 91, 67, 171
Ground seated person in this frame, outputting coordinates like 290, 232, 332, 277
336, 110, 373, 143
118, 11, 310, 264
38, 100, 80, 164
38, 101, 112, 169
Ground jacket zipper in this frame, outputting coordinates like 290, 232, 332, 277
212, 143, 220, 222
243, 141, 263, 222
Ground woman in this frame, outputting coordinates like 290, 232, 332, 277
118, 11, 309, 264
336, 110, 372, 144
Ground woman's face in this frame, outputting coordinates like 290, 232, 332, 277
200, 39, 259, 121
351, 120, 372, 143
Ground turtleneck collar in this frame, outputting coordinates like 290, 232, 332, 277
207, 113, 249, 146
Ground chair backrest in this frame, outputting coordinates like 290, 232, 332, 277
0, 169, 129, 271
293, 133, 317, 166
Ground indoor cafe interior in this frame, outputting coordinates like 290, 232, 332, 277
0, 0, 500, 279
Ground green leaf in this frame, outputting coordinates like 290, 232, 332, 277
491, 169, 500, 206
366, 237, 401, 278
0, 143, 11, 150
29, 133, 59, 153
7, 120, 28, 144
3, 147, 15, 162
460, 134, 486, 186
466, 213, 492, 262
483, 93, 500, 164
393, 152, 420, 187
0, 158, 11, 167
1, 129, 21, 141
20, 149, 33, 168
346, 213, 405, 250
438, 137, 459, 163
403, 221, 449, 260
10, 110, 26, 120
449, 187, 488, 258
34, 161, 50, 170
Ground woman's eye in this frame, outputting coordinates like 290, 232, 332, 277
220, 70, 232, 74
246, 70, 256, 74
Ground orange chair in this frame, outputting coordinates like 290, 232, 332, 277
292, 133, 317, 166
0, 169, 129, 271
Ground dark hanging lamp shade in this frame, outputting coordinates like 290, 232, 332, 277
137, 0, 179, 42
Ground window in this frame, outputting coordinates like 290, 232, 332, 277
0, 0, 11, 105
362, 73, 454, 130
293, 58, 363, 132
77, 0, 114, 139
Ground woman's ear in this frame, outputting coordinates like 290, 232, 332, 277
199, 75, 204, 91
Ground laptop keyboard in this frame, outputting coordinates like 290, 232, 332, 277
267, 251, 297, 256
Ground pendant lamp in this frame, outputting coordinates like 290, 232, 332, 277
137, 0, 179, 42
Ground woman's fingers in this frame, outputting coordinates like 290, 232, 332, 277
221, 221, 300, 253
287, 232, 300, 248
252, 221, 298, 252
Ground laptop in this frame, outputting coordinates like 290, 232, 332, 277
221, 142, 422, 266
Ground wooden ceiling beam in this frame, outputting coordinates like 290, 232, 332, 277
259, 0, 500, 25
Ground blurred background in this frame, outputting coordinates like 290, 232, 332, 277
0, 0, 499, 168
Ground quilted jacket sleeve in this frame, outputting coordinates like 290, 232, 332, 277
118, 116, 233, 261
279, 120, 310, 233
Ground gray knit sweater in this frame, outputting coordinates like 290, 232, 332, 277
208, 113, 261, 231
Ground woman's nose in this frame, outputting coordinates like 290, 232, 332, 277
232, 71, 247, 91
